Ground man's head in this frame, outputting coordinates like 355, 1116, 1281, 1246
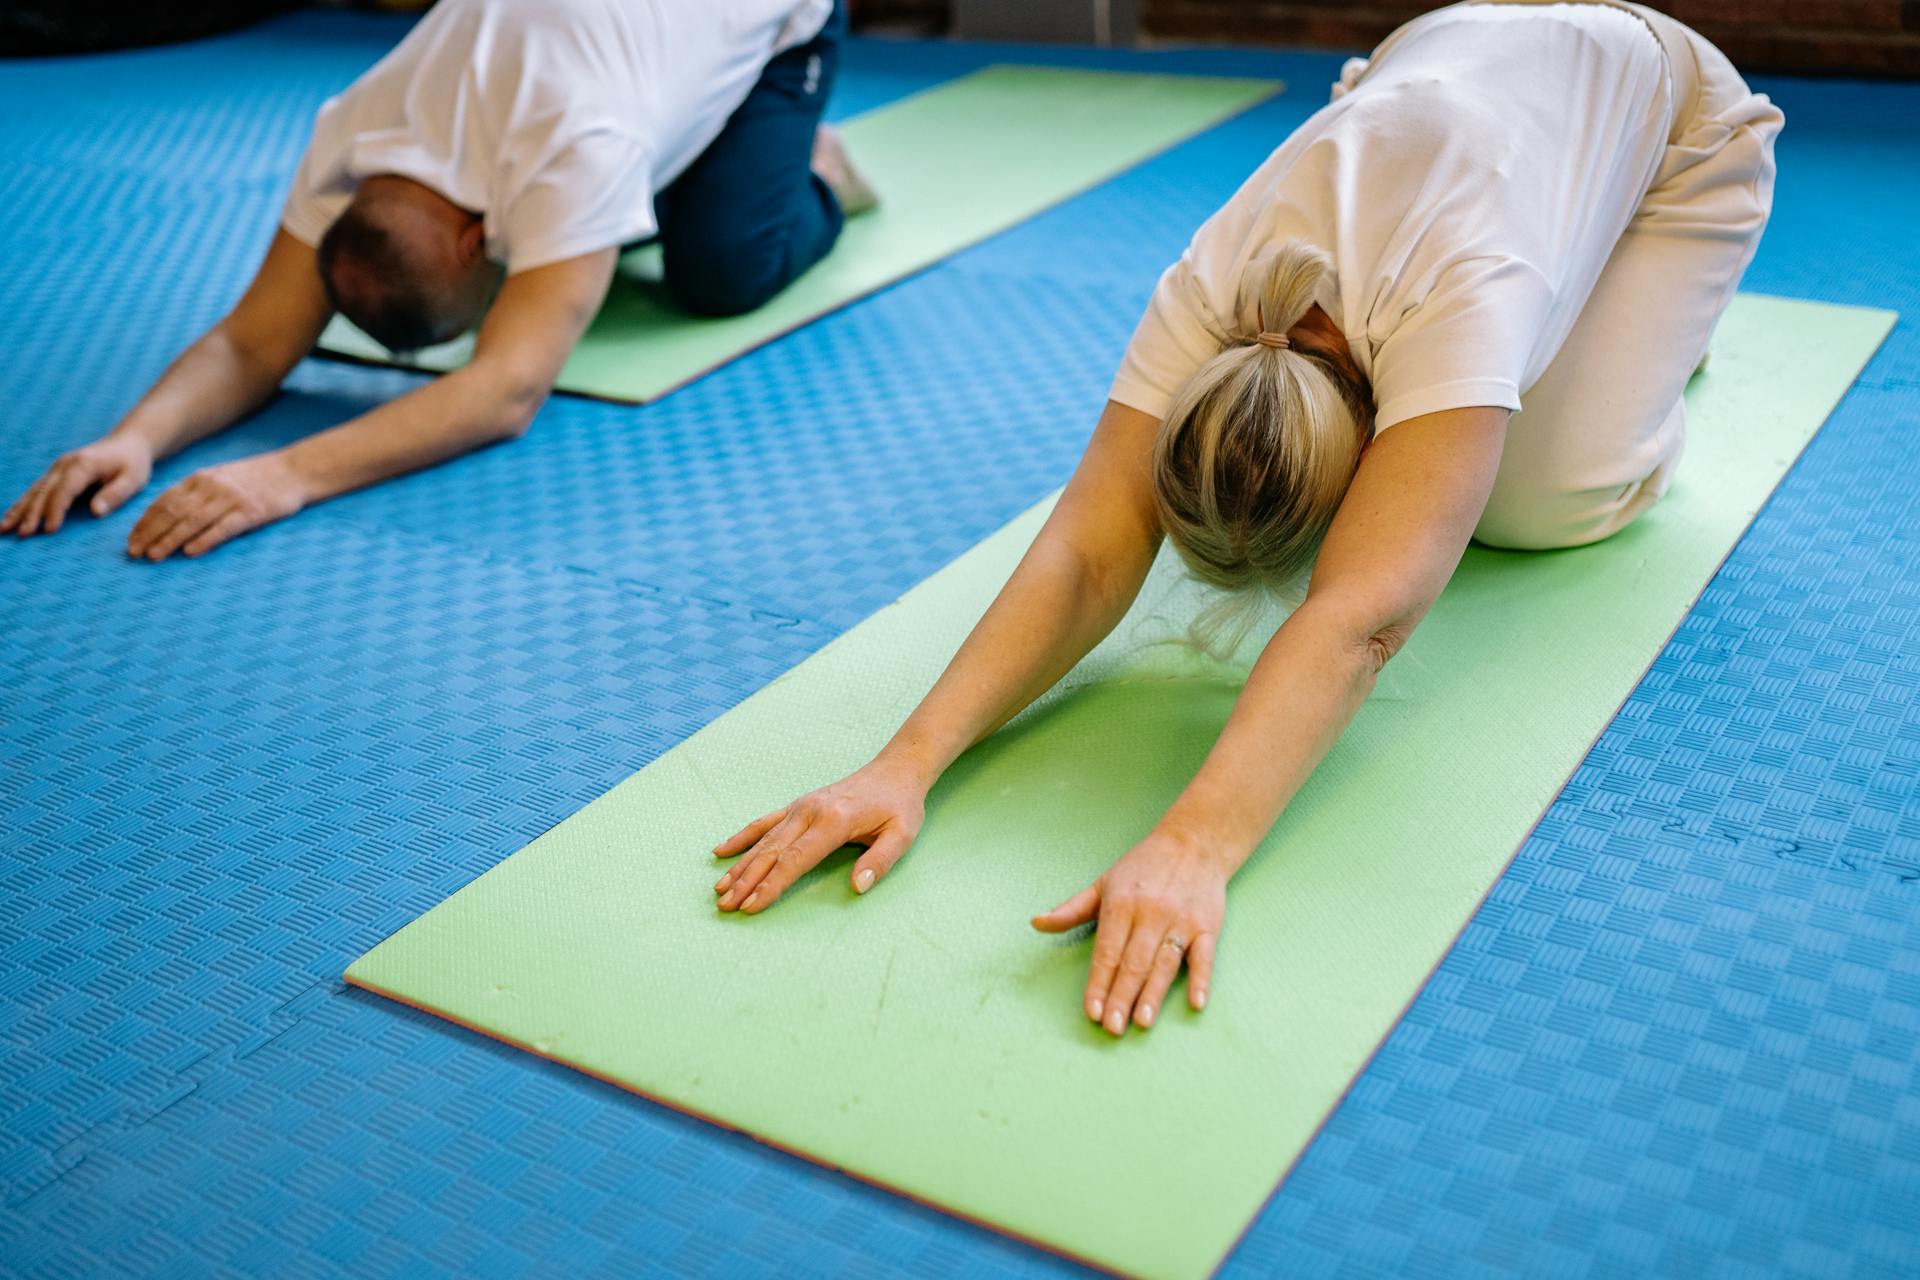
317, 176, 502, 353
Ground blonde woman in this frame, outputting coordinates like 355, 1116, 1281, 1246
714, 1, 1781, 1035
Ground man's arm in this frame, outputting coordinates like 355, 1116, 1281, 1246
4, 229, 331, 537
124, 248, 618, 560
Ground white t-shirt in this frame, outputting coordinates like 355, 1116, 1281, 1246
1110, 2, 1674, 433
281, 0, 833, 273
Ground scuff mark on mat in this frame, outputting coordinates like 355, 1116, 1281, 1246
872, 947, 898, 1036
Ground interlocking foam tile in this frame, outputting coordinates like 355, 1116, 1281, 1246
1238, 371, 1920, 1280
295, 266, 1137, 632
0, 989, 1075, 1279
0, 506, 834, 1202
3, 13, 1918, 1279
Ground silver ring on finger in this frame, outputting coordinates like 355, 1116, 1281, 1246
1163, 935, 1187, 952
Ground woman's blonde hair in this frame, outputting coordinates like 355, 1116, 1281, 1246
1152, 239, 1371, 603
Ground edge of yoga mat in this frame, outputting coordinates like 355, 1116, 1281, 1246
1214, 292, 1886, 1276
310, 64, 1282, 405
347, 294, 1895, 1280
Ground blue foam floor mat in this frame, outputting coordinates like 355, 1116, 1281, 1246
1, 11, 1916, 1278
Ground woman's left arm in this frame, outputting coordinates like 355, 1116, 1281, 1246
1033, 405, 1510, 1035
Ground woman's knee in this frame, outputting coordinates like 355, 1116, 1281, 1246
1479, 394, 1687, 550
1475, 486, 1628, 550
1474, 455, 1679, 551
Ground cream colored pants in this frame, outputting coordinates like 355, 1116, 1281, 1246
1469, 3, 1784, 548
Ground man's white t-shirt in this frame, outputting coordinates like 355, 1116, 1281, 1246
281, 0, 833, 274
1110, 3, 1674, 434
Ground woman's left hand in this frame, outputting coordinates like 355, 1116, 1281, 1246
1031, 830, 1230, 1036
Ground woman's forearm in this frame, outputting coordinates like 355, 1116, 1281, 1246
869, 400, 1168, 789
1155, 599, 1385, 870
878, 528, 1155, 786
709, 401, 1170, 917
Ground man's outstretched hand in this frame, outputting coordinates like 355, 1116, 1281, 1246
124, 453, 308, 561
3, 436, 154, 537
4, 440, 306, 560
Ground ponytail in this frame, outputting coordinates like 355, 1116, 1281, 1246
1151, 239, 1370, 613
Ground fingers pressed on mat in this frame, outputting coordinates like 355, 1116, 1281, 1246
145, 505, 217, 561
1031, 883, 1099, 932
183, 510, 251, 558
127, 498, 181, 557
718, 813, 803, 898
1187, 933, 1217, 1010
93, 472, 142, 517
42, 463, 100, 533
1135, 934, 1187, 1029
738, 821, 849, 911
19, 477, 61, 535
716, 806, 789, 858
1102, 922, 1167, 1037
3, 481, 42, 533
718, 847, 783, 910
1083, 901, 1129, 1026
851, 828, 910, 894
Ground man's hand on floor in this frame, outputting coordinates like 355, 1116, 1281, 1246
125, 452, 308, 561
2, 436, 155, 537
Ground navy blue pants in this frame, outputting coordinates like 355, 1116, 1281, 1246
654, 1, 847, 317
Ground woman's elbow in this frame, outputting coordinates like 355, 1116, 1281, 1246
1361, 619, 1416, 672
1297, 594, 1423, 676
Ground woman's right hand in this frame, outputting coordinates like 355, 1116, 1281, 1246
3, 435, 154, 537
713, 756, 930, 914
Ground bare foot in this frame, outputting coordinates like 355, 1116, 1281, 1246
812, 124, 879, 217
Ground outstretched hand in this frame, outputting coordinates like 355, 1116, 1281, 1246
125, 452, 307, 561
1032, 832, 1229, 1036
713, 758, 928, 913
3, 436, 153, 537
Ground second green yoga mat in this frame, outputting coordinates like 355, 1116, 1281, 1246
314, 65, 1279, 403
349, 294, 1894, 1278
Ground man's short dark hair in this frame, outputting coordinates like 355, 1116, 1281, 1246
316, 204, 446, 355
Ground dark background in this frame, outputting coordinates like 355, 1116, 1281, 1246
859, 0, 1920, 76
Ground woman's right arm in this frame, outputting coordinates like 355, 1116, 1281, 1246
713, 399, 1166, 912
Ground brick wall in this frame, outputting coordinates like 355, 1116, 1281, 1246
1144, 1, 1920, 75
851, 0, 951, 33
851, 0, 1920, 76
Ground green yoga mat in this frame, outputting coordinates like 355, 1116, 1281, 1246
349, 294, 1893, 1278
314, 65, 1280, 403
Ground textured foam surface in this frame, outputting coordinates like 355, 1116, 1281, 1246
317, 65, 1278, 403
2, 12, 1918, 1279
347, 296, 1892, 1279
